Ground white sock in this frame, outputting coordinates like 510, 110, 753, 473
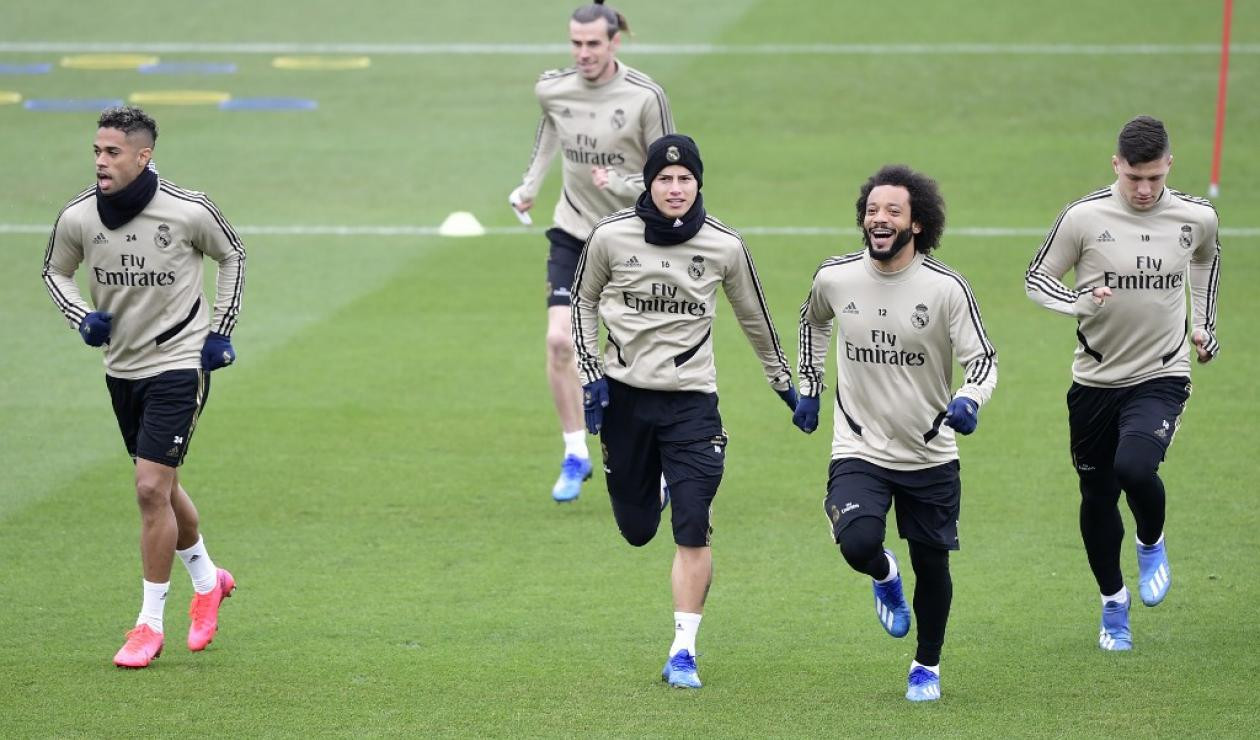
910, 660, 940, 676
669, 612, 702, 657
137, 580, 169, 632
875, 552, 899, 584
1137, 532, 1165, 548
177, 535, 218, 594
563, 430, 588, 459
1102, 586, 1129, 606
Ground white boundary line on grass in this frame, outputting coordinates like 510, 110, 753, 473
1, 41, 1257, 56
3, 223, 1258, 238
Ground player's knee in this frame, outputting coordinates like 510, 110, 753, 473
838, 517, 884, 572
134, 479, 172, 510
908, 540, 950, 579
1113, 437, 1162, 488
545, 331, 575, 363
619, 524, 658, 547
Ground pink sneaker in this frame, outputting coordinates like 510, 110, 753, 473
114, 624, 164, 668
187, 568, 236, 652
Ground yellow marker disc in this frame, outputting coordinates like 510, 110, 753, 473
0, 91, 21, 105
271, 56, 371, 71
128, 90, 232, 105
61, 54, 160, 70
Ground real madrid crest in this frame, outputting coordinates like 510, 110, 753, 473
611, 108, 626, 130
1179, 224, 1193, 249
688, 255, 705, 280
666, 145, 681, 163
911, 303, 930, 329
154, 223, 172, 249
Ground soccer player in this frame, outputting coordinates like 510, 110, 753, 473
1024, 115, 1221, 651
572, 134, 796, 688
42, 106, 246, 668
794, 165, 997, 702
510, 1, 674, 503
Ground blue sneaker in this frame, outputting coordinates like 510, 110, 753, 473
661, 649, 701, 689
872, 551, 911, 638
1137, 539, 1171, 607
551, 454, 592, 502
905, 665, 941, 702
1098, 599, 1132, 651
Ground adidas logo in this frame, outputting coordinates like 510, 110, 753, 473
841, 502, 859, 514
165, 446, 180, 457
624, 256, 641, 268
1096, 230, 1115, 242
841, 301, 859, 315
92, 232, 108, 244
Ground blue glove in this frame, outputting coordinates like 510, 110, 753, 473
944, 396, 979, 435
776, 384, 799, 412
583, 378, 610, 435
793, 396, 820, 433
201, 331, 236, 371
78, 311, 112, 347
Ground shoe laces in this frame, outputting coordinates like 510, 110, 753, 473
875, 579, 906, 608
124, 625, 158, 648
189, 588, 218, 621
561, 455, 587, 478
669, 651, 697, 673
908, 666, 938, 686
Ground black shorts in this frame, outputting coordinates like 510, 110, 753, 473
824, 457, 961, 550
106, 369, 210, 467
1067, 376, 1191, 475
545, 227, 584, 308
600, 378, 727, 547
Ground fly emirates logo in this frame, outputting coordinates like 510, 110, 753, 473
845, 329, 926, 366
93, 253, 176, 287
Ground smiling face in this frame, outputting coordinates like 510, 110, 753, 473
569, 18, 620, 82
861, 184, 920, 264
650, 164, 698, 219
1113, 153, 1172, 210
93, 127, 152, 193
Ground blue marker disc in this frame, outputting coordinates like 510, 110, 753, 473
0, 63, 53, 75
219, 97, 317, 111
23, 98, 125, 112
139, 62, 238, 75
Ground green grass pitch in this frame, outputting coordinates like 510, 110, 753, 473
2, 0, 1257, 735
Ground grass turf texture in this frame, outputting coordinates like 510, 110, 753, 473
2, 0, 1258, 735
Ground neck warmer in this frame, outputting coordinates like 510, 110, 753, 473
96, 166, 158, 230
635, 190, 706, 246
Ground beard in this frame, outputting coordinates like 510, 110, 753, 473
863, 227, 914, 262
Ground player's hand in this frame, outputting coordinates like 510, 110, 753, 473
591, 166, 610, 190
793, 396, 820, 434
201, 331, 236, 371
583, 378, 610, 435
1090, 286, 1113, 306
776, 384, 799, 412
943, 396, 979, 435
508, 186, 533, 213
78, 311, 112, 347
1192, 330, 1216, 364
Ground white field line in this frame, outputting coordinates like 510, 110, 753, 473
4, 224, 1258, 238
0, 41, 1256, 56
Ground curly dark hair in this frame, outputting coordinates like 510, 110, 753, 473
97, 105, 158, 146
855, 164, 946, 254
1117, 115, 1169, 165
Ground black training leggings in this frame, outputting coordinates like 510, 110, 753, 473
1079, 435, 1167, 595
837, 517, 953, 666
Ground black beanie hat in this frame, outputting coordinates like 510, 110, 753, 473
642, 134, 703, 189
